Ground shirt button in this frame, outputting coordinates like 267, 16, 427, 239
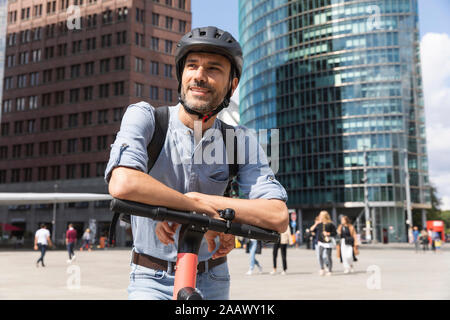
268, 175, 274, 181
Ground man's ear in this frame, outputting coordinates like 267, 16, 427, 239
230, 77, 239, 96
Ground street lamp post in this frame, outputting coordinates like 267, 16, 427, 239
363, 149, 371, 243
52, 184, 58, 244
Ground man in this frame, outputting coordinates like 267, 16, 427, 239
105, 26, 288, 300
34, 224, 52, 267
65, 224, 77, 263
412, 226, 420, 253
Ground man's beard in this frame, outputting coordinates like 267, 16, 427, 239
181, 81, 228, 114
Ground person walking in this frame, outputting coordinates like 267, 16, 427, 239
420, 229, 429, 252
271, 226, 292, 275
304, 228, 311, 249
80, 228, 92, 252
105, 26, 288, 300
66, 224, 77, 263
412, 226, 420, 253
311, 216, 320, 251
310, 211, 337, 276
246, 239, 263, 275
336, 216, 358, 274
34, 224, 52, 267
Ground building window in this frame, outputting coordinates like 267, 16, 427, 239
66, 164, 76, 179
40, 117, 50, 132
102, 10, 113, 24
100, 58, 110, 73
101, 34, 112, 48
96, 162, 107, 177
32, 49, 41, 62
135, 57, 144, 72
115, 56, 125, 70
165, 0, 172, 6
150, 86, 159, 100
165, 40, 173, 54
68, 114, 78, 128
113, 107, 124, 121
42, 93, 52, 107
86, 37, 96, 50
99, 84, 110, 98
43, 69, 52, 83
0, 146, 8, 160
136, 8, 144, 23
69, 89, 80, 103
12, 145, 22, 158
27, 120, 35, 133
44, 47, 54, 60
38, 167, 47, 181
82, 111, 92, 125
33, 4, 42, 17
39, 142, 49, 156
25, 143, 34, 157
56, 67, 65, 81
67, 139, 77, 153
51, 166, 60, 180
30, 72, 39, 86
164, 64, 173, 78
117, 7, 128, 21
81, 137, 91, 152
55, 91, 65, 104
81, 163, 90, 178
11, 169, 20, 183
117, 31, 126, 45
97, 136, 107, 150
164, 88, 173, 102
24, 168, 33, 182
29, 96, 38, 109
151, 37, 159, 51
87, 14, 97, 28
1, 123, 10, 136
0, 170, 6, 184
52, 140, 62, 154
135, 83, 144, 97
152, 13, 159, 26
16, 97, 26, 111
114, 82, 124, 96
71, 40, 82, 54
165, 17, 173, 30
14, 121, 23, 134
150, 61, 159, 75
85, 62, 95, 76
98, 110, 108, 124
57, 43, 67, 56
53, 116, 63, 130
179, 20, 186, 33
70, 64, 81, 78
84, 86, 93, 101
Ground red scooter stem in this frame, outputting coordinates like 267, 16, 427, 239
173, 253, 198, 300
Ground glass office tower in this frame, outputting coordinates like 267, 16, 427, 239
239, 0, 431, 242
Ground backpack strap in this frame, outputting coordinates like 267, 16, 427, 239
219, 120, 239, 197
147, 106, 170, 172
109, 106, 170, 245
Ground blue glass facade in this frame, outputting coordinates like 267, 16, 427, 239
239, 0, 431, 242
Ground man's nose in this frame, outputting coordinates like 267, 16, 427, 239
193, 66, 208, 82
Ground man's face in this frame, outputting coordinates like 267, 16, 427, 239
181, 52, 233, 114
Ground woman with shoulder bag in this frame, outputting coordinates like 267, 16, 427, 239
310, 211, 337, 276
337, 216, 358, 273
271, 226, 292, 275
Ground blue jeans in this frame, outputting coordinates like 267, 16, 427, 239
37, 244, 47, 265
67, 242, 75, 259
249, 239, 260, 271
128, 261, 230, 300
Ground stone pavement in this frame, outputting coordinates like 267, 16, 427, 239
0, 244, 448, 300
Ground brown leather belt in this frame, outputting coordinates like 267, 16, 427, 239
132, 251, 226, 274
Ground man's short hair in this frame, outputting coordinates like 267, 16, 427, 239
40, 224, 46, 228
68, 223, 73, 228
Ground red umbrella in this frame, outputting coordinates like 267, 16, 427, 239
0, 223, 23, 231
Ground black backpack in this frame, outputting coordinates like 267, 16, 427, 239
109, 106, 239, 244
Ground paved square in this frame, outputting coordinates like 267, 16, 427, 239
0, 244, 448, 300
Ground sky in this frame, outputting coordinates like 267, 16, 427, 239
191, 0, 450, 210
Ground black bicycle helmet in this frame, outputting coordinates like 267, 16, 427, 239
175, 26, 243, 122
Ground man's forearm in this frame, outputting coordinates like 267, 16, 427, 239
109, 167, 215, 215
195, 195, 288, 233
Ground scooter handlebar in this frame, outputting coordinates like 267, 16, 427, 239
110, 198, 280, 242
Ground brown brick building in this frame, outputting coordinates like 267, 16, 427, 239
0, 0, 191, 246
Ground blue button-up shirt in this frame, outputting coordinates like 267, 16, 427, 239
105, 102, 287, 262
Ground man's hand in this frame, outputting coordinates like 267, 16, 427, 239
204, 231, 235, 259
155, 221, 180, 245
34, 244, 38, 251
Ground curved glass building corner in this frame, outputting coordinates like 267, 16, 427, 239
239, 0, 431, 242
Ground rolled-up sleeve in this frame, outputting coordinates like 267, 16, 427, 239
236, 127, 288, 202
104, 101, 155, 184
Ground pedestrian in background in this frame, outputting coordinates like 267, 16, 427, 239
304, 228, 312, 249
311, 216, 320, 250
310, 211, 337, 276
66, 224, 77, 263
412, 226, 420, 253
336, 216, 358, 274
34, 224, 52, 267
271, 226, 292, 275
420, 229, 429, 252
80, 228, 92, 252
246, 239, 263, 275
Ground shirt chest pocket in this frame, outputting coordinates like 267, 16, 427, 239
197, 164, 229, 196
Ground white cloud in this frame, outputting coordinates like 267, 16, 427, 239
420, 32, 450, 210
